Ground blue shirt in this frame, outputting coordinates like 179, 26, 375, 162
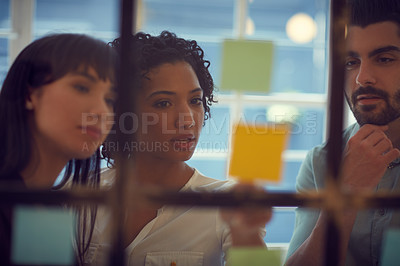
286, 123, 400, 266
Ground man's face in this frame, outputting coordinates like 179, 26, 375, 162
345, 21, 400, 126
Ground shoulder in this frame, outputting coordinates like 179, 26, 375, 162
303, 123, 359, 166
183, 169, 235, 193
296, 123, 359, 191
99, 167, 116, 188
306, 123, 359, 157
296, 143, 329, 191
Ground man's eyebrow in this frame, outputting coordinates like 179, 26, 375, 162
368, 45, 400, 57
346, 51, 359, 58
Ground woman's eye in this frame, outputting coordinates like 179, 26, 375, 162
74, 84, 90, 93
191, 98, 203, 105
105, 98, 116, 107
154, 100, 171, 108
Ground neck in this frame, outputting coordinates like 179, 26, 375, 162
20, 143, 68, 189
131, 155, 194, 190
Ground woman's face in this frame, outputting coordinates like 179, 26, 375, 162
27, 67, 115, 160
133, 61, 205, 162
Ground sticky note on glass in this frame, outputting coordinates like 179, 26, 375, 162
12, 205, 75, 265
381, 228, 400, 266
228, 123, 289, 183
227, 247, 282, 266
220, 39, 274, 93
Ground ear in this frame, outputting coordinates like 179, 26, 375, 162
25, 87, 36, 110
25, 99, 34, 110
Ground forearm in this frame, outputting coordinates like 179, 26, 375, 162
286, 210, 356, 266
286, 212, 327, 266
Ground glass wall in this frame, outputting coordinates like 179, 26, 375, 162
0, 0, 330, 251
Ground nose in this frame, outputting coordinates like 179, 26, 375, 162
175, 104, 195, 129
356, 62, 377, 87
86, 95, 114, 127
93, 96, 112, 115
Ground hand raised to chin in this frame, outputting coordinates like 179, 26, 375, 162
340, 124, 400, 192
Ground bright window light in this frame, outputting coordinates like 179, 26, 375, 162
286, 13, 317, 44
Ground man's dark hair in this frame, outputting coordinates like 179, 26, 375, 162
349, 0, 400, 28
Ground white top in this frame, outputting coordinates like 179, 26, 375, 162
84, 168, 239, 266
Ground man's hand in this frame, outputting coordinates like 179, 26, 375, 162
341, 124, 400, 192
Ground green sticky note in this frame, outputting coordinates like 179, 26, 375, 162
12, 205, 75, 265
220, 39, 274, 92
381, 228, 400, 266
227, 247, 283, 266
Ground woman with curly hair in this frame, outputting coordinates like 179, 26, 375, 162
86, 31, 270, 266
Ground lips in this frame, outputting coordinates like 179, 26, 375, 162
352, 86, 388, 107
81, 126, 102, 140
356, 94, 383, 105
170, 135, 196, 150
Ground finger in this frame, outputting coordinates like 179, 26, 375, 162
373, 137, 394, 155
382, 148, 400, 165
360, 130, 389, 148
354, 124, 388, 141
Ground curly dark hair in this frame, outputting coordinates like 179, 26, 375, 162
110, 30, 216, 119
102, 31, 217, 165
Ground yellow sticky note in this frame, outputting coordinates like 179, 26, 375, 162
228, 123, 289, 183
226, 247, 283, 266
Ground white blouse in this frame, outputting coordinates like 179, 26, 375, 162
85, 169, 237, 266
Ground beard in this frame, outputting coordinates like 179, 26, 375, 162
347, 86, 400, 126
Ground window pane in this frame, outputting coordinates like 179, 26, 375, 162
198, 106, 231, 153
272, 46, 326, 94
0, 38, 8, 84
264, 209, 295, 243
187, 158, 228, 181
0, 0, 10, 29
267, 161, 302, 192
141, 0, 234, 36
0, 0, 10, 85
243, 106, 325, 150
248, 0, 328, 38
34, 0, 119, 39
197, 41, 223, 87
